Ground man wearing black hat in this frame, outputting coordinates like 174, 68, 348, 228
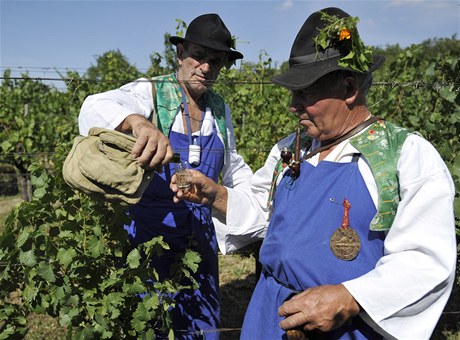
171, 7, 456, 339
79, 13, 252, 339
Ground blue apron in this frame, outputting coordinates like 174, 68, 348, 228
241, 156, 385, 339
126, 120, 224, 339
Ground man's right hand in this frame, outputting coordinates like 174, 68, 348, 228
118, 114, 174, 170
170, 170, 228, 214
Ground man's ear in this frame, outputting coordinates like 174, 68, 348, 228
177, 44, 185, 63
344, 76, 359, 105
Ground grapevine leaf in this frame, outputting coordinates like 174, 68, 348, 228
57, 247, 77, 267
127, 248, 141, 269
19, 249, 36, 266
38, 261, 56, 282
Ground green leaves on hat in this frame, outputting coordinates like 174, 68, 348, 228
314, 11, 374, 73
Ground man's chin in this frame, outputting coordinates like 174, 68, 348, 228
202, 80, 215, 89
186, 83, 209, 98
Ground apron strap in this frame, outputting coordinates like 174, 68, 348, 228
352, 153, 361, 163
150, 81, 158, 126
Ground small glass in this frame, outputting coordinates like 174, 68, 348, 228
175, 160, 192, 192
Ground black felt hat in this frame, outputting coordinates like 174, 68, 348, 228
272, 7, 385, 90
169, 13, 243, 61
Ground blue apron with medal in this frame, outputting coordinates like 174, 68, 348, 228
126, 112, 224, 339
241, 156, 385, 339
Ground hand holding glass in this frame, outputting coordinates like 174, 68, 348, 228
175, 161, 192, 192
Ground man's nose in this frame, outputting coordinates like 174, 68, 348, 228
199, 59, 212, 72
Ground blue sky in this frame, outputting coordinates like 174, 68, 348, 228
1, 0, 459, 81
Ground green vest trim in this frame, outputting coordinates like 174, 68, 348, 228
268, 120, 412, 231
349, 120, 411, 231
151, 74, 228, 148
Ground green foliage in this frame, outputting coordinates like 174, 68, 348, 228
146, 33, 177, 78
369, 38, 460, 231
0, 71, 79, 174
86, 50, 142, 90
0, 69, 80, 201
58, 50, 144, 104
0, 144, 201, 338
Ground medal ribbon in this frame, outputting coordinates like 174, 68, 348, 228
341, 198, 351, 229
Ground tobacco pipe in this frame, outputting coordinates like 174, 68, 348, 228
280, 123, 301, 178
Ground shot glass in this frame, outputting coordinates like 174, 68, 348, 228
175, 160, 192, 192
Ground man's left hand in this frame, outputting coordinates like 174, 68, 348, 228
278, 284, 360, 333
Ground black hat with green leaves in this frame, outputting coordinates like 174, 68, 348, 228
272, 7, 385, 90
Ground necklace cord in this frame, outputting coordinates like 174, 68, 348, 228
301, 116, 381, 162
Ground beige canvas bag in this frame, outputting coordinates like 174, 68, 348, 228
62, 83, 158, 205
62, 127, 155, 205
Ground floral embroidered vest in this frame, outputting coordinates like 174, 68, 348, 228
269, 120, 412, 231
151, 73, 228, 148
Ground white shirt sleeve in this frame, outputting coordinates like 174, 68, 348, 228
215, 133, 296, 254
211, 104, 255, 253
342, 134, 457, 339
78, 78, 154, 136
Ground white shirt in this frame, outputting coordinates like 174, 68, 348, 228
78, 77, 253, 208
220, 130, 457, 340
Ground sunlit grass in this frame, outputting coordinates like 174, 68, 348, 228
0, 195, 22, 233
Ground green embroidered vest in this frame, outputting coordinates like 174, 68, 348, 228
151, 73, 228, 148
269, 120, 412, 231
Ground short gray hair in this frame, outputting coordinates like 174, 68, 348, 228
326, 70, 373, 104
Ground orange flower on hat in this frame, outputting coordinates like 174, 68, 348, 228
339, 28, 351, 41
314, 12, 374, 72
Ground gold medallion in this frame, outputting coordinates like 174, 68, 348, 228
330, 227, 361, 260
330, 198, 360, 260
